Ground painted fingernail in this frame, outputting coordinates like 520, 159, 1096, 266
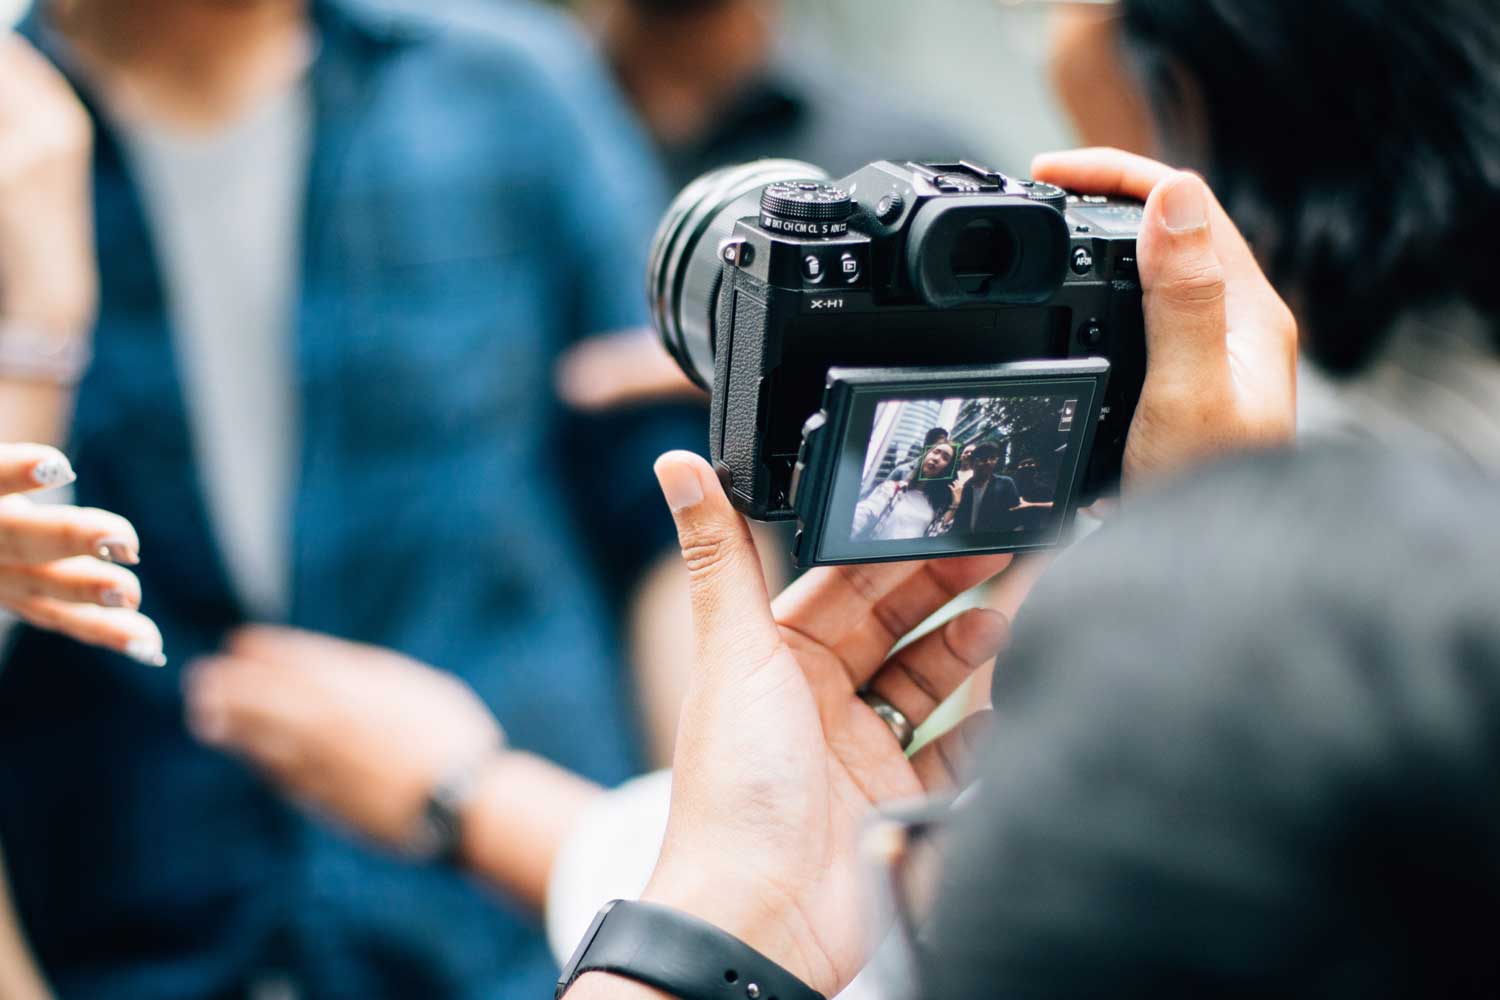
97, 539, 140, 565
99, 588, 131, 608
655, 456, 704, 512
31, 454, 76, 488
124, 638, 167, 668
1161, 174, 1208, 232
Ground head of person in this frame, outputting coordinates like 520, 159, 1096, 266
915, 442, 956, 481
924, 427, 951, 448
919, 445, 1500, 997
1005, 453, 1043, 495
958, 442, 978, 472
904, 442, 957, 515
969, 441, 1002, 483
1061, 0, 1500, 374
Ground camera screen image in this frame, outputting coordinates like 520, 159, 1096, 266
850, 394, 1081, 546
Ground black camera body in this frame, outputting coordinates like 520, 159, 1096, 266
650, 159, 1146, 566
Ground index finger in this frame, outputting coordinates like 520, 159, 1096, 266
0, 444, 76, 495
1031, 147, 1267, 282
1030, 147, 1176, 203
0, 497, 140, 565
773, 553, 1012, 680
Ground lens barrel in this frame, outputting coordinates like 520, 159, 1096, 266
647, 160, 827, 390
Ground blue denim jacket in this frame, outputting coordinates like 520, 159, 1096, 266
0, 3, 692, 997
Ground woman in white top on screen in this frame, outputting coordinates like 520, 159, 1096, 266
851, 443, 957, 542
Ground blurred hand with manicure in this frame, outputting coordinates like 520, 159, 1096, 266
0, 442, 163, 665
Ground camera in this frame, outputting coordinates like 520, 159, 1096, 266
648, 158, 1145, 567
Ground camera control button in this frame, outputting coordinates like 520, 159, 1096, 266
803, 254, 827, 283
875, 193, 905, 224
1078, 319, 1105, 349
1071, 246, 1096, 275
1023, 180, 1069, 211
839, 252, 861, 284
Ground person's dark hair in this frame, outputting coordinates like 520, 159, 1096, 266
923, 445, 1500, 997
924, 427, 951, 447
970, 440, 1003, 461
1118, 0, 1500, 373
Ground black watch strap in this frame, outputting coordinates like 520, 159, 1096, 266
556, 899, 826, 1000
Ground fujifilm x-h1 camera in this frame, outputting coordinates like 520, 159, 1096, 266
648, 159, 1145, 567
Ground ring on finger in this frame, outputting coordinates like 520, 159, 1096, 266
859, 690, 915, 751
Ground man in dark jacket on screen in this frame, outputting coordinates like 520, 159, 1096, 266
953, 440, 1021, 537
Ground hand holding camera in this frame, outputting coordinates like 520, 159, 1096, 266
636, 449, 1010, 998
1031, 148, 1298, 484
647, 147, 1295, 569
564, 148, 1300, 1000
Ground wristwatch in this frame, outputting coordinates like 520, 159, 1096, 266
556, 899, 826, 1000
405, 738, 505, 863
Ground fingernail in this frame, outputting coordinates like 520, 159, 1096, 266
1161, 174, 1208, 232
97, 539, 140, 565
31, 454, 76, 488
99, 588, 130, 608
124, 638, 167, 668
655, 456, 704, 512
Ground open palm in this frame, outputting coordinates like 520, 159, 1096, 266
643, 452, 1009, 996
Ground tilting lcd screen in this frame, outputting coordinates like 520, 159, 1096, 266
808, 369, 1102, 566
850, 394, 1080, 545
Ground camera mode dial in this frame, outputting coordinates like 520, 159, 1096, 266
1020, 180, 1069, 213
760, 181, 854, 237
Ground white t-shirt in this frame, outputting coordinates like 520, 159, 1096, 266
968, 479, 989, 533
114, 82, 311, 620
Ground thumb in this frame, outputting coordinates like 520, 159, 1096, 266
1136, 172, 1231, 388
654, 451, 781, 677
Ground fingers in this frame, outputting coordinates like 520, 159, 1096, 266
0, 443, 75, 494
556, 328, 706, 411
865, 609, 1009, 731
185, 656, 318, 774
909, 710, 995, 792
1136, 173, 1231, 388
1032, 147, 1264, 278
653, 451, 781, 678
225, 624, 358, 667
8, 597, 164, 665
1031, 147, 1177, 203
774, 554, 1012, 683
1035, 148, 1297, 458
0, 495, 140, 565
0, 555, 140, 608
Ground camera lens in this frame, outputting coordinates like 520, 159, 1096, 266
948, 220, 1018, 294
648, 160, 827, 390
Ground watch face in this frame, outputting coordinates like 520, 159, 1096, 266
556, 901, 619, 999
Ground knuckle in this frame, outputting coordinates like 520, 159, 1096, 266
677, 530, 738, 578
1164, 260, 1227, 305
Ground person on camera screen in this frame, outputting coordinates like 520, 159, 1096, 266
951, 439, 1021, 539
852, 440, 957, 543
